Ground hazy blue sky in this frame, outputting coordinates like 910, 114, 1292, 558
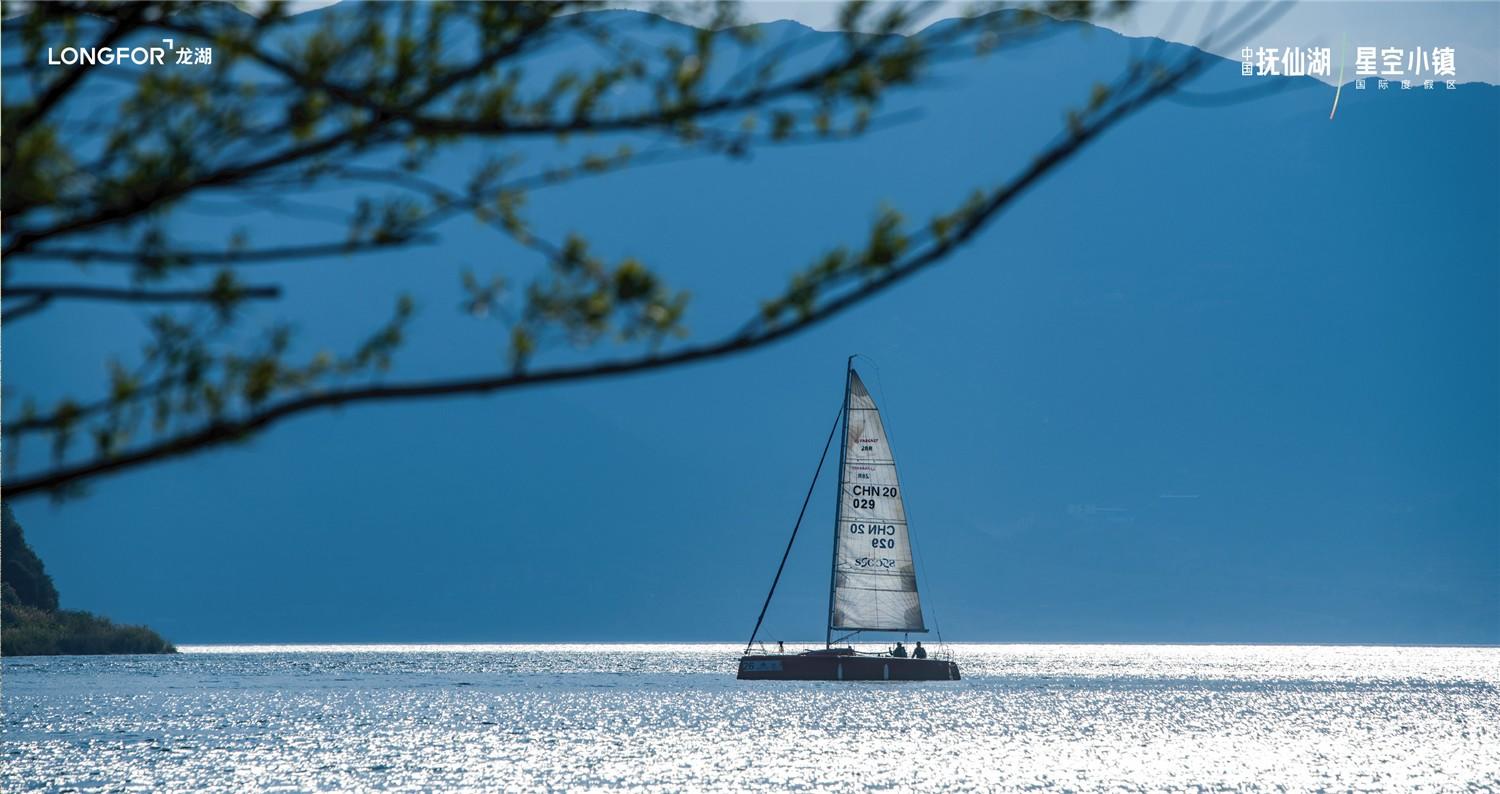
7, 9, 1496, 645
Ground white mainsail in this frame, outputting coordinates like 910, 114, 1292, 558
830, 371, 926, 633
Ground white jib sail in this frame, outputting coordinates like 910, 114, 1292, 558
830, 371, 926, 633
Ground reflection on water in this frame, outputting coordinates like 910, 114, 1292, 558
4, 644, 1497, 791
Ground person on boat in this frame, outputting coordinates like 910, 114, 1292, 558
913, 641, 927, 659
891, 642, 908, 658
777, 641, 784, 654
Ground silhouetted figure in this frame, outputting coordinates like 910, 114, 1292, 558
892, 642, 908, 658
777, 641, 784, 654
913, 641, 927, 659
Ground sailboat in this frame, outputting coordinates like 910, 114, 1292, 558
737, 358, 961, 681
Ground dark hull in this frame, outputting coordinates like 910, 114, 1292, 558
737, 653, 960, 681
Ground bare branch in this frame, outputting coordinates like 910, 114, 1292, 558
1, 294, 53, 323
17, 237, 437, 267
3, 282, 280, 309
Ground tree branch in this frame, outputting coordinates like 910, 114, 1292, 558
0, 3, 946, 258
2, 6, 595, 257
2, 3, 1298, 500
1, 42, 1207, 499
1, 4, 148, 178
3, 283, 281, 305
16, 237, 437, 267
1, 294, 53, 324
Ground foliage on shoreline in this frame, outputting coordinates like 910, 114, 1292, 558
1, 504, 176, 656
2, 603, 177, 656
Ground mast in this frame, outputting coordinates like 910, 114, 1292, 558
825, 355, 855, 648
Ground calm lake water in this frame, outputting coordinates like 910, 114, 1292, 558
3, 644, 1497, 791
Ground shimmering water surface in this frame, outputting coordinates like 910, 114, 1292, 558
4, 644, 1497, 791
